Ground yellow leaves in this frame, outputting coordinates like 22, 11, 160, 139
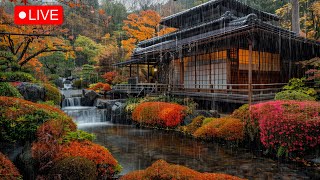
121, 10, 177, 60
312, 1, 320, 16
158, 27, 177, 36
121, 38, 137, 58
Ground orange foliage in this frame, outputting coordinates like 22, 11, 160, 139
101, 71, 117, 84
55, 140, 120, 178
121, 160, 245, 180
0, 96, 67, 121
193, 117, 244, 141
0, 152, 21, 180
0, 8, 73, 68
122, 10, 176, 58
132, 102, 186, 128
89, 82, 112, 92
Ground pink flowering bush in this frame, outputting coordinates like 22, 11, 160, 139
250, 100, 320, 156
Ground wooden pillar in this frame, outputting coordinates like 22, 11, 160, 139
129, 65, 132, 77
248, 41, 253, 105
195, 55, 197, 89
180, 60, 184, 85
137, 64, 139, 82
147, 62, 150, 83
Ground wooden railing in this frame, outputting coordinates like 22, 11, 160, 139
113, 83, 286, 102
113, 83, 168, 95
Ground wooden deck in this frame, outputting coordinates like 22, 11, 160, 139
112, 83, 285, 104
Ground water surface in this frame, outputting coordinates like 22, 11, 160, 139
80, 124, 313, 179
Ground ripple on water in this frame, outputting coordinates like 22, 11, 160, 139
78, 125, 316, 178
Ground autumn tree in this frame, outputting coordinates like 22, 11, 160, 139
276, 0, 320, 40
121, 10, 176, 59
0, 8, 73, 72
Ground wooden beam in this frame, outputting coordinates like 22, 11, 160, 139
248, 40, 253, 105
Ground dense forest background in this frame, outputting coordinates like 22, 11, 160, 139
0, 0, 319, 85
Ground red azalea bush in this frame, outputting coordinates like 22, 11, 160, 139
193, 117, 244, 141
0, 152, 22, 179
120, 160, 244, 180
54, 140, 121, 178
132, 102, 187, 128
251, 100, 320, 155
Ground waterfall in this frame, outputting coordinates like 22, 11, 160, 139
62, 106, 109, 124
62, 97, 81, 107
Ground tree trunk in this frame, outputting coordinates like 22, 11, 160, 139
291, 0, 300, 34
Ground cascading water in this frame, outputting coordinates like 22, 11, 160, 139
61, 90, 109, 124
62, 97, 82, 107
62, 106, 109, 124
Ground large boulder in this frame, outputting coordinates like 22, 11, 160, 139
111, 101, 128, 124
81, 89, 100, 106
95, 99, 130, 124
17, 82, 45, 102
15, 143, 37, 180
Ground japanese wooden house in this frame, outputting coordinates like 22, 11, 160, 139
114, 0, 320, 104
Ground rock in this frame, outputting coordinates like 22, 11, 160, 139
17, 82, 45, 102
81, 89, 100, 106
15, 143, 37, 180
94, 99, 131, 124
311, 157, 320, 164
209, 110, 220, 118
111, 101, 127, 123
183, 110, 221, 125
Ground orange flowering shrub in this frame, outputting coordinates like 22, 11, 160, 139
193, 117, 244, 141
0, 96, 70, 142
54, 140, 121, 178
101, 71, 117, 84
250, 100, 320, 155
201, 173, 246, 180
32, 119, 77, 168
132, 102, 187, 128
121, 160, 244, 180
89, 82, 112, 92
0, 152, 22, 180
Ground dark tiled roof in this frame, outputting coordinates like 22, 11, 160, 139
134, 13, 296, 56
161, 0, 279, 27
138, 11, 237, 47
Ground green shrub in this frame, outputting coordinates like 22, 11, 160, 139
0, 72, 36, 82
73, 79, 89, 89
43, 83, 62, 105
282, 78, 317, 97
49, 157, 96, 180
181, 116, 205, 135
0, 96, 72, 142
275, 90, 316, 101
0, 82, 23, 98
202, 118, 216, 126
62, 130, 96, 143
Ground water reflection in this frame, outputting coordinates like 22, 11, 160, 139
80, 124, 311, 179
